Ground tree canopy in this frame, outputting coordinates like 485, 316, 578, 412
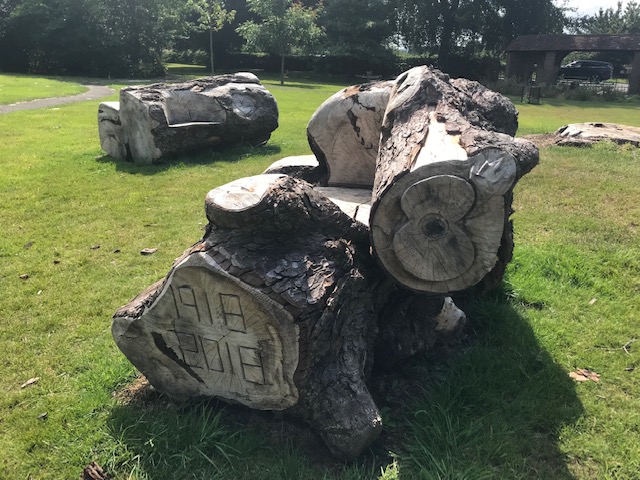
0, 0, 176, 77
317, 0, 396, 73
396, 0, 566, 65
573, 1, 640, 34
0, 0, 571, 78
237, 0, 324, 84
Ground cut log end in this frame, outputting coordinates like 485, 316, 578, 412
205, 174, 286, 214
371, 149, 517, 293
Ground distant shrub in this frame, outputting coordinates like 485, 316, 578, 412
489, 77, 640, 104
162, 49, 209, 66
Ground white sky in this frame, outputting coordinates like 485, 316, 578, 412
562, 0, 630, 17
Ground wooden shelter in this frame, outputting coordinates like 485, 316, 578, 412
505, 34, 640, 94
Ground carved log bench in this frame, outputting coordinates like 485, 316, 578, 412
98, 73, 278, 164
112, 66, 538, 459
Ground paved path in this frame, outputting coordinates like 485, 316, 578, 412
0, 84, 115, 114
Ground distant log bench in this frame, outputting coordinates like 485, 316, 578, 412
505, 34, 640, 94
98, 73, 278, 164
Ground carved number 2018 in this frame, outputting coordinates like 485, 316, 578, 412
171, 285, 266, 386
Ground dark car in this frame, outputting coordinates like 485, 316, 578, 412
559, 60, 613, 82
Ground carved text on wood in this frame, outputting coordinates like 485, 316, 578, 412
145, 257, 300, 409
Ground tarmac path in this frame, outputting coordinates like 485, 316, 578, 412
0, 84, 115, 114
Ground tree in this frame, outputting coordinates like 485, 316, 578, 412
318, 0, 396, 74
395, 0, 566, 65
237, 0, 324, 84
574, 1, 640, 34
188, 0, 236, 74
0, 0, 179, 77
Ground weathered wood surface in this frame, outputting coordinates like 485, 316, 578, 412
556, 122, 640, 147
114, 173, 467, 458
113, 66, 536, 459
115, 175, 380, 458
369, 66, 538, 293
98, 73, 278, 163
307, 81, 393, 187
262, 154, 325, 184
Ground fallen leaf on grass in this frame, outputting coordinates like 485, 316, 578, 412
81, 461, 110, 480
20, 377, 40, 388
140, 247, 158, 255
588, 298, 597, 305
569, 369, 600, 382
90, 244, 100, 250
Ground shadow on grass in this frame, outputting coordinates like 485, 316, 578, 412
95, 143, 282, 175
105, 287, 582, 479
372, 286, 583, 479
106, 389, 378, 479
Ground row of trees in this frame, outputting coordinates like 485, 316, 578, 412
0, 0, 638, 80
571, 1, 640, 34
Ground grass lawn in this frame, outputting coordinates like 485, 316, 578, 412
514, 98, 640, 135
0, 74, 87, 105
0, 72, 639, 479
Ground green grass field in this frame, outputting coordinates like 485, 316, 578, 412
0, 73, 639, 479
0, 74, 87, 105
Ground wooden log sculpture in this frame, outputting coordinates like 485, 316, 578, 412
113, 66, 538, 459
307, 66, 538, 293
98, 73, 278, 164
114, 175, 383, 458
307, 81, 394, 187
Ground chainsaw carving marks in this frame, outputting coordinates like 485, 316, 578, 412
371, 149, 517, 293
147, 255, 299, 409
172, 287, 267, 385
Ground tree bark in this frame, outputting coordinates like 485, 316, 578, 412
368, 66, 538, 294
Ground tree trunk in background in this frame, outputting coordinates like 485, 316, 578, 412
209, 29, 214, 74
280, 54, 285, 85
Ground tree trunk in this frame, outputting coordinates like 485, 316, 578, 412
97, 73, 278, 163
113, 172, 466, 458
112, 66, 538, 459
209, 28, 214, 75
307, 81, 394, 187
280, 54, 285, 85
114, 175, 386, 458
369, 67, 538, 294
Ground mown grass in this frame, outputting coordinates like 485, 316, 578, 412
0, 73, 639, 479
0, 74, 87, 105
514, 98, 640, 135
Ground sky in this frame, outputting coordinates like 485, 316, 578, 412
563, 0, 630, 17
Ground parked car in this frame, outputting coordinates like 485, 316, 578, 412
559, 60, 613, 83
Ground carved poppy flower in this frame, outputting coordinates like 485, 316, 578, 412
393, 175, 475, 282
